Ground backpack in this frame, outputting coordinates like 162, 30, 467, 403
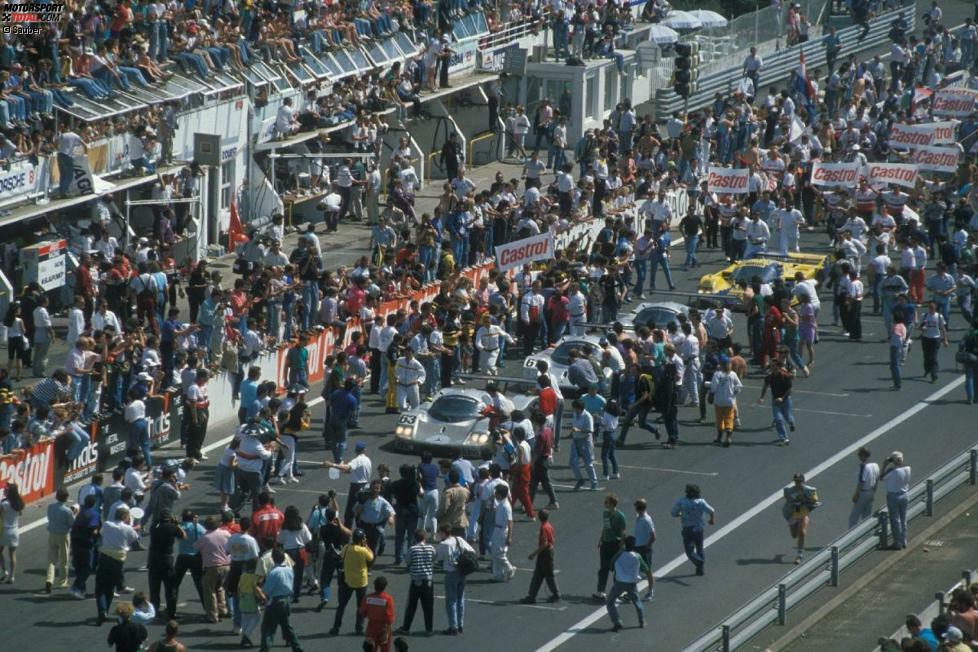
453, 536, 479, 576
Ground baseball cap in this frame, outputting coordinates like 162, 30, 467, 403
718, 354, 730, 364
355, 441, 368, 452
944, 627, 964, 642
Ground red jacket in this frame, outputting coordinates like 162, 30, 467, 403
249, 505, 284, 546
359, 591, 395, 645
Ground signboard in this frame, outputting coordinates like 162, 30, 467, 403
503, 47, 529, 77
449, 38, 479, 75
912, 145, 960, 172
0, 160, 41, 202
707, 167, 749, 194
478, 45, 516, 72
59, 423, 99, 486
932, 88, 978, 117
21, 239, 68, 291
0, 440, 56, 505
810, 161, 860, 188
888, 121, 957, 149
495, 231, 555, 272
96, 393, 182, 470
866, 162, 919, 189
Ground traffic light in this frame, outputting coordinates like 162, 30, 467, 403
673, 42, 699, 98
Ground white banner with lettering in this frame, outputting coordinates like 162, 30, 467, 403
0, 159, 43, 202
495, 231, 555, 272
912, 145, 960, 172
932, 88, 978, 117
707, 167, 749, 194
810, 161, 860, 188
866, 162, 919, 189
888, 121, 958, 149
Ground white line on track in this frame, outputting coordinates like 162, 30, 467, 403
741, 384, 851, 398
747, 404, 871, 418
534, 375, 966, 652
616, 464, 719, 477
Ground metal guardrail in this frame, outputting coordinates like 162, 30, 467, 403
654, 2, 915, 117
687, 446, 978, 652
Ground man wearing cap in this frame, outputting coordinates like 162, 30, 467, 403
394, 346, 426, 412
329, 528, 374, 636
324, 442, 373, 527
943, 626, 970, 652
147, 509, 185, 620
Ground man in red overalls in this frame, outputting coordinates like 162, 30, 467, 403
359, 576, 395, 652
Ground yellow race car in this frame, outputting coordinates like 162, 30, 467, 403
697, 252, 828, 311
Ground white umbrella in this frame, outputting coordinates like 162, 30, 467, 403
687, 9, 728, 29
649, 24, 680, 44
662, 10, 703, 31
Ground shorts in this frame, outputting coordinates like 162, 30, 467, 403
715, 405, 735, 431
7, 336, 27, 362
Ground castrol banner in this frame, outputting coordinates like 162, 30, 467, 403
932, 89, 978, 118
810, 161, 860, 188
0, 440, 56, 505
888, 121, 957, 149
495, 231, 555, 273
866, 163, 919, 189
707, 167, 749, 194
912, 145, 960, 172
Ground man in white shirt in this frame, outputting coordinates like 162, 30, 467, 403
475, 315, 514, 375
490, 484, 516, 582
274, 98, 298, 140
66, 296, 86, 349
57, 128, 88, 197
394, 347, 426, 411
848, 446, 879, 527
743, 47, 763, 89
744, 214, 770, 258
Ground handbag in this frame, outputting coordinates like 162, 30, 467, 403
955, 350, 978, 365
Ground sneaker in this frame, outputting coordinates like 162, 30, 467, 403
44, 581, 52, 594
590, 483, 600, 491
545, 502, 560, 510
519, 596, 536, 604
573, 480, 584, 491
288, 476, 300, 484
611, 473, 620, 479
592, 591, 607, 601
120, 586, 135, 594
603, 475, 610, 482
548, 594, 562, 603
69, 588, 86, 600
643, 590, 654, 601
789, 423, 796, 432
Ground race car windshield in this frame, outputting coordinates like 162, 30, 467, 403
428, 395, 483, 422
551, 342, 582, 366
633, 308, 679, 328
733, 265, 777, 284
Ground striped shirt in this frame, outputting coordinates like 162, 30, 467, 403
30, 378, 70, 407
406, 542, 435, 582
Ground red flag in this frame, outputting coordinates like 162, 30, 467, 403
228, 196, 243, 253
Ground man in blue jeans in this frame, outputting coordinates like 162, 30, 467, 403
670, 484, 716, 575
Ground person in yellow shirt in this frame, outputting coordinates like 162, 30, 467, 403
329, 528, 374, 636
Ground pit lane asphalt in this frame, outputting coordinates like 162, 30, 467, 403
3, 238, 975, 652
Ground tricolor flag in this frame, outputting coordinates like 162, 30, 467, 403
795, 51, 816, 101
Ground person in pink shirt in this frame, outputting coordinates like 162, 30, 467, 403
194, 516, 232, 623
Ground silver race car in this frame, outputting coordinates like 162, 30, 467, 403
521, 334, 613, 395
618, 301, 690, 330
393, 377, 539, 455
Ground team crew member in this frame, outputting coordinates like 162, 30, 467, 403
708, 355, 743, 447
490, 484, 515, 582
393, 347, 426, 411
475, 315, 514, 375
918, 301, 949, 382
359, 576, 396, 652
520, 509, 560, 604
95, 505, 140, 625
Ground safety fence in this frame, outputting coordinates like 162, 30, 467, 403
686, 445, 978, 651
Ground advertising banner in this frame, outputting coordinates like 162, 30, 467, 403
495, 231, 556, 273
912, 145, 960, 172
0, 160, 42, 202
810, 161, 860, 188
866, 162, 919, 189
932, 88, 978, 117
888, 121, 957, 149
707, 167, 749, 194
0, 441, 56, 504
